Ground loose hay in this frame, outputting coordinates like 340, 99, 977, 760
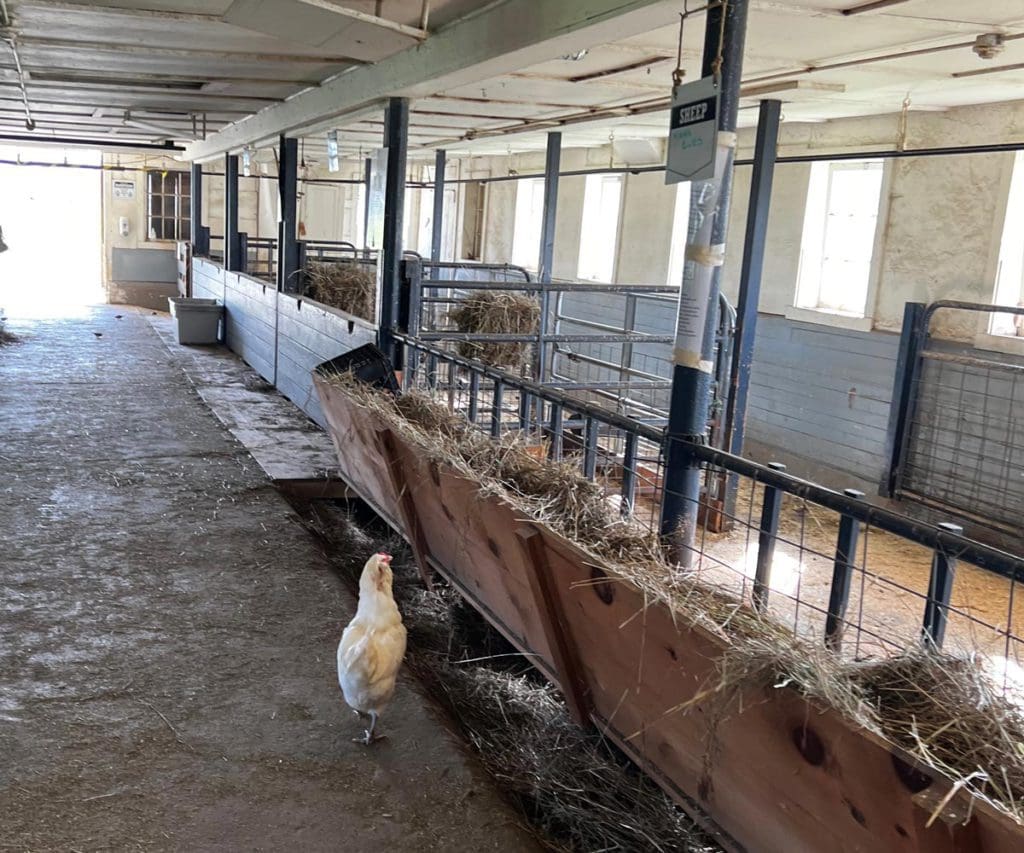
304, 261, 376, 321
300, 503, 717, 852
326, 373, 1024, 822
449, 291, 540, 369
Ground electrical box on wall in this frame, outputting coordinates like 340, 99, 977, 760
118, 217, 130, 237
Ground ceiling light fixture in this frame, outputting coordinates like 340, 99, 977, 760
973, 33, 1005, 60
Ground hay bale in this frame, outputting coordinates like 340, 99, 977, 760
325, 374, 1024, 821
304, 261, 376, 321
449, 291, 540, 369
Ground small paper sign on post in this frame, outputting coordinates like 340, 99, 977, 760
665, 76, 719, 185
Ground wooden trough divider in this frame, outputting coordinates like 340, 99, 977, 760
378, 427, 434, 590
313, 377, 1024, 853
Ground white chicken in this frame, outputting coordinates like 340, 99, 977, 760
337, 552, 407, 745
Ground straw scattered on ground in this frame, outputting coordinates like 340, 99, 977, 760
304, 261, 376, 321
297, 501, 718, 853
450, 291, 540, 369
326, 373, 1024, 823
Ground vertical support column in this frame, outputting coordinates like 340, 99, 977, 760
189, 162, 207, 256
752, 462, 785, 613
224, 153, 240, 272
824, 489, 865, 651
362, 156, 372, 256
922, 523, 963, 649
880, 301, 928, 497
725, 98, 781, 460
660, 0, 750, 563
379, 97, 409, 364
430, 148, 446, 264
277, 135, 299, 293
536, 132, 561, 385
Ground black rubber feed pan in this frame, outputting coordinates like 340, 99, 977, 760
315, 343, 400, 395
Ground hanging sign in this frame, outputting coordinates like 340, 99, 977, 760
665, 75, 719, 184
112, 179, 135, 200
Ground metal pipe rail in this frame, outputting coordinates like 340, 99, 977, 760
418, 331, 675, 345
397, 334, 1024, 655
394, 332, 664, 442
687, 440, 1024, 583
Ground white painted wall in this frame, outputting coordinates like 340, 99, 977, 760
465, 97, 1024, 342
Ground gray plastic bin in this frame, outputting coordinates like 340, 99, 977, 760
168, 297, 223, 345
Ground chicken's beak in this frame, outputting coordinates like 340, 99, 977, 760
378, 553, 392, 565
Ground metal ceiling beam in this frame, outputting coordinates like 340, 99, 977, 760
6, 36, 361, 64
11, 1, 222, 22
293, 0, 428, 41
183, 0, 678, 162
0, 80, 284, 104
0, 130, 183, 150
0, 93, 253, 115
3, 65, 320, 87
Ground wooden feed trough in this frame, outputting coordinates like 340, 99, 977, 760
314, 374, 1024, 853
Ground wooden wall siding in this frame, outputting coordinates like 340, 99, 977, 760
312, 381, 1024, 853
747, 319, 901, 488
223, 271, 278, 385
191, 258, 225, 302
276, 294, 376, 430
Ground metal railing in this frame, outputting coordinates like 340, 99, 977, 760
396, 334, 1024, 688
884, 300, 1024, 544
404, 257, 736, 441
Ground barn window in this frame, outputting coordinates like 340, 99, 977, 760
511, 178, 545, 270
794, 159, 884, 317
146, 170, 191, 241
666, 182, 692, 287
990, 151, 1024, 337
577, 173, 623, 282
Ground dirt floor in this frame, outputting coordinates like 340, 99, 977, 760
0, 307, 538, 852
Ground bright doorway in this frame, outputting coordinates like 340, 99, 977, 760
0, 146, 103, 318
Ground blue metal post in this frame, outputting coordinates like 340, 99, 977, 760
661, 0, 750, 563
430, 149, 446, 263
362, 156, 372, 256
189, 162, 207, 255
224, 153, 240, 271
752, 462, 785, 612
922, 522, 963, 649
825, 489, 865, 650
880, 301, 928, 497
379, 97, 409, 365
725, 98, 781, 460
536, 132, 561, 385
277, 135, 299, 293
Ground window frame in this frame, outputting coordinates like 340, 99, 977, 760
510, 177, 546, 271
976, 150, 1024, 355
145, 169, 191, 243
576, 173, 624, 283
787, 158, 888, 331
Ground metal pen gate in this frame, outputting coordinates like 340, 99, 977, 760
883, 300, 1024, 543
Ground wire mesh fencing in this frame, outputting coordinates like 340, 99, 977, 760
398, 337, 1024, 700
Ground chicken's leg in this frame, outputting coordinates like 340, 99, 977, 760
354, 710, 386, 745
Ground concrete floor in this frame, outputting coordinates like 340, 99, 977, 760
0, 306, 538, 852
